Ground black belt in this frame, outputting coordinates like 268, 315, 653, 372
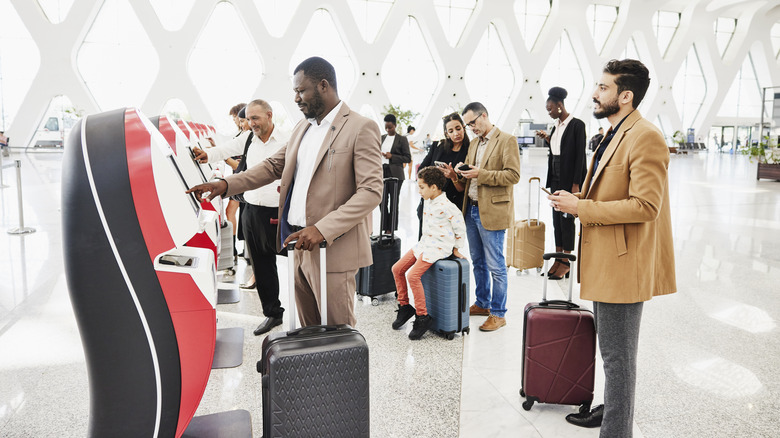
289, 225, 305, 232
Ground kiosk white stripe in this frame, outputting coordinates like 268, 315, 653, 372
79, 117, 163, 438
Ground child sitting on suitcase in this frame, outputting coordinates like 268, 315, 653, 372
391, 166, 466, 340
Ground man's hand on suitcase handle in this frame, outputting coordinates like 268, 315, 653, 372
284, 226, 326, 251
548, 190, 578, 216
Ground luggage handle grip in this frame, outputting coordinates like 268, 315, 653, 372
286, 240, 328, 330
539, 300, 580, 309
287, 325, 340, 337
542, 252, 576, 262
286, 240, 327, 251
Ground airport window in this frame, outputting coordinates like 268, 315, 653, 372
771, 22, 780, 60
672, 44, 706, 130
0, 1, 40, 131
717, 52, 763, 119
347, 0, 395, 44
714, 17, 737, 59
464, 23, 516, 120
37, 0, 74, 24
188, 1, 263, 132
161, 98, 191, 122
514, 0, 552, 51
77, 0, 158, 111
433, 0, 478, 47
149, 0, 196, 32
652, 10, 680, 57
253, 0, 302, 39
540, 30, 585, 113
381, 15, 438, 123
586, 4, 619, 55
619, 36, 640, 59
290, 9, 357, 102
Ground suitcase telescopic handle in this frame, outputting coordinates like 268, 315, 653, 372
528, 177, 541, 224
286, 240, 328, 331
542, 252, 577, 302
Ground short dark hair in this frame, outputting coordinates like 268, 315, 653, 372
407, 125, 415, 134
417, 166, 446, 191
462, 102, 488, 117
384, 114, 397, 125
547, 87, 567, 104
603, 59, 650, 108
294, 56, 338, 93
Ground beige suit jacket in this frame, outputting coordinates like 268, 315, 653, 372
460, 126, 521, 230
224, 103, 383, 272
577, 110, 677, 303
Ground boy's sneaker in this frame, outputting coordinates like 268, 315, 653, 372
408, 314, 433, 340
392, 304, 416, 329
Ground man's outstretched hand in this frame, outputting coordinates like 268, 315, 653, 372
186, 180, 228, 202
284, 226, 326, 251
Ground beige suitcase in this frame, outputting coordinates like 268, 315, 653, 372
507, 177, 545, 272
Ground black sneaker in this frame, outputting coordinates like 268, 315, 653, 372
392, 304, 416, 330
408, 314, 433, 340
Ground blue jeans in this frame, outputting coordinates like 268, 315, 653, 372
465, 204, 508, 317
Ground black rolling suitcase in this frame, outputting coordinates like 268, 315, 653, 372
356, 177, 401, 305
257, 241, 370, 438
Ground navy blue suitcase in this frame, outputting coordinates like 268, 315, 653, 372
421, 256, 470, 340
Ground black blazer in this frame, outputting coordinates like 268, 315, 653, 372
545, 117, 587, 191
381, 134, 412, 181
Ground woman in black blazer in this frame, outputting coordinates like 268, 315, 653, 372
380, 114, 412, 232
416, 112, 470, 238
537, 87, 587, 279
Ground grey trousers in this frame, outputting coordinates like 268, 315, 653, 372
594, 301, 644, 438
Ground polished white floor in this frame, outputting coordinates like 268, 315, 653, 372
1, 148, 779, 437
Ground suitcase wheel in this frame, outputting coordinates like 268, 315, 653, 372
519, 388, 525, 397
371, 298, 380, 306
446, 333, 455, 340
522, 399, 534, 411
464, 327, 470, 335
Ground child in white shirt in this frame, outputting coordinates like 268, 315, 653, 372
391, 167, 467, 340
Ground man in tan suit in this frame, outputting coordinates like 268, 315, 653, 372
457, 102, 521, 332
188, 57, 383, 327
550, 59, 676, 437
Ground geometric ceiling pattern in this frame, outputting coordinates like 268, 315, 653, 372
3, 0, 780, 147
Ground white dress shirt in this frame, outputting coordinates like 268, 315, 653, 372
206, 127, 288, 207
287, 101, 344, 227
549, 114, 571, 156
380, 134, 394, 164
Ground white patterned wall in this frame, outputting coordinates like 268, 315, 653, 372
4, 0, 780, 146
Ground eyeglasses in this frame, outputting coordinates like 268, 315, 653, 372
465, 112, 482, 128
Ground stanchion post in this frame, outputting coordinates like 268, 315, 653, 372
7, 160, 36, 235
0, 147, 10, 188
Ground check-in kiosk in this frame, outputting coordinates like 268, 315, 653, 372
62, 108, 248, 438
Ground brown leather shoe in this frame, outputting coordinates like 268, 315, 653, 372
469, 304, 490, 316
479, 315, 506, 331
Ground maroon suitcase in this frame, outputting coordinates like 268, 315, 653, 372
520, 253, 595, 413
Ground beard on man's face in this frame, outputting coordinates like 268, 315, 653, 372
301, 89, 325, 119
593, 96, 620, 119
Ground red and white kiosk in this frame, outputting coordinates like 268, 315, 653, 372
62, 108, 250, 437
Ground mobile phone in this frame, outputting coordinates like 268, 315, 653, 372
458, 164, 472, 171
434, 161, 447, 167
540, 186, 552, 195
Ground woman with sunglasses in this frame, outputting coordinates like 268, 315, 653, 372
415, 112, 471, 238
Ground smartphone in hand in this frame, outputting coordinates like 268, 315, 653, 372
458, 164, 472, 171
434, 161, 447, 167
540, 186, 552, 195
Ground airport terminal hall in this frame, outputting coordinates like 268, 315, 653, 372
3, 0, 780, 437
